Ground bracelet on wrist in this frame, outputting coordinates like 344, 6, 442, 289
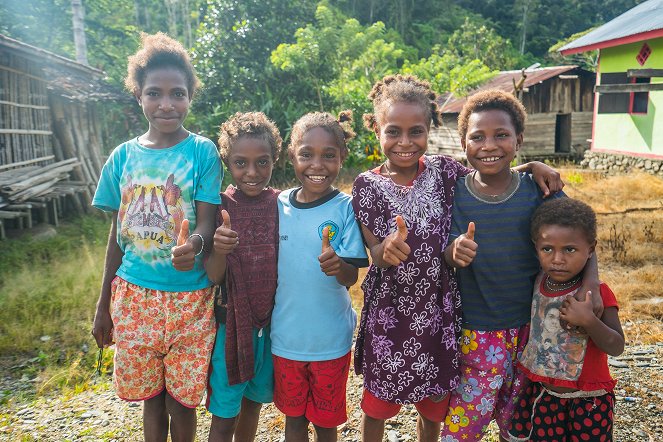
189, 233, 205, 256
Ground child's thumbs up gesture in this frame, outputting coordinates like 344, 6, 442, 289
213, 210, 239, 256
560, 290, 595, 329
172, 218, 201, 271
446, 222, 478, 268
382, 215, 411, 267
319, 225, 342, 276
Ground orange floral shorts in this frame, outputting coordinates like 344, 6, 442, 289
110, 277, 215, 408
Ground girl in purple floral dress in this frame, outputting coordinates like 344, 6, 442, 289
352, 75, 563, 442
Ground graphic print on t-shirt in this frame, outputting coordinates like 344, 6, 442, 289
119, 173, 185, 258
318, 220, 339, 242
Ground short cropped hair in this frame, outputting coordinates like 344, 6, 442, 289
218, 112, 282, 163
457, 89, 527, 141
530, 198, 597, 245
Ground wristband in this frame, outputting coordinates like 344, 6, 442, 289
189, 233, 205, 256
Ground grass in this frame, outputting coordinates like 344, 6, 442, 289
0, 168, 661, 403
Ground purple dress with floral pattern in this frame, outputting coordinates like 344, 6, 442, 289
352, 155, 468, 404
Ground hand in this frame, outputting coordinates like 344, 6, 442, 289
450, 222, 477, 267
319, 225, 343, 276
560, 290, 596, 329
213, 210, 239, 256
91, 309, 114, 348
530, 161, 564, 197
577, 279, 603, 317
171, 218, 197, 271
382, 215, 410, 267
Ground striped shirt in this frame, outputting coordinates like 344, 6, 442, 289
450, 172, 564, 330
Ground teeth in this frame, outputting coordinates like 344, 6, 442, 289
308, 175, 326, 182
481, 157, 501, 162
395, 152, 415, 157
244, 182, 259, 186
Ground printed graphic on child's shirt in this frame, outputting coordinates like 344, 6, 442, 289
519, 292, 589, 381
318, 221, 339, 242
118, 173, 186, 259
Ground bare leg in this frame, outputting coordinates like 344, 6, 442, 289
165, 392, 197, 442
144, 391, 169, 442
234, 397, 263, 442
208, 415, 237, 442
285, 415, 310, 442
361, 413, 384, 442
313, 424, 337, 442
416, 413, 441, 442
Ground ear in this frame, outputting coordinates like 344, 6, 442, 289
461, 138, 467, 152
516, 133, 524, 150
588, 240, 597, 257
134, 89, 142, 105
287, 149, 295, 162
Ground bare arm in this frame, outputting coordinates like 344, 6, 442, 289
560, 293, 625, 357
513, 161, 564, 197
92, 215, 123, 348
172, 201, 218, 271
205, 209, 238, 285
359, 223, 410, 269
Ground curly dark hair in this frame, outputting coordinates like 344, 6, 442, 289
457, 89, 527, 141
125, 32, 201, 98
363, 74, 441, 131
530, 198, 597, 245
218, 112, 282, 163
288, 110, 355, 158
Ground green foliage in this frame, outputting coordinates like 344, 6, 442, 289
548, 28, 599, 71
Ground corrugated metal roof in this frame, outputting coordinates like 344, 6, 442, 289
438, 66, 578, 114
558, 0, 663, 54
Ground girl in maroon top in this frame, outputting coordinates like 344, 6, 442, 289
509, 198, 625, 442
205, 112, 281, 442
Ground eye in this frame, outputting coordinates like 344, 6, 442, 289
541, 246, 552, 253
174, 91, 187, 98
469, 135, 484, 142
385, 129, 399, 137
496, 133, 510, 139
323, 152, 337, 159
298, 151, 311, 159
257, 159, 270, 167
565, 247, 577, 253
410, 128, 424, 136
146, 91, 159, 97
233, 160, 246, 167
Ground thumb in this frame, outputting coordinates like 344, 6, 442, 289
583, 290, 592, 303
322, 225, 331, 252
466, 222, 475, 241
177, 218, 189, 246
395, 215, 408, 241
221, 209, 231, 229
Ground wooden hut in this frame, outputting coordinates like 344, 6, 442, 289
429, 66, 596, 162
559, 0, 663, 175
0, 34, 125, 238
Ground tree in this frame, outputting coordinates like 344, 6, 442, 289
71, 0, 89, 64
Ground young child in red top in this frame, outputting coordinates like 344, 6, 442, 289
205, 112, 282, 442
508, 198, 625, 442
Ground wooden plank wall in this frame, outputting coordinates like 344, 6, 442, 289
0, 52, 53, 165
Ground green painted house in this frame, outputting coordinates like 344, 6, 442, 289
559, 0, 663, 165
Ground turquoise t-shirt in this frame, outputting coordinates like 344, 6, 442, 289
271, 188, 369, 362
92, 133, 222, 291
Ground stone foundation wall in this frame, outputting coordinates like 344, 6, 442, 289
581, 151, 663, 176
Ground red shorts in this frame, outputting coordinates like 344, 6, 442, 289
361, 389, 451, 423
273, 353, 351, 428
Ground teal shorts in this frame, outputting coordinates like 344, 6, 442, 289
207, 324, 274, 418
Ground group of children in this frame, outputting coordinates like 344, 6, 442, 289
91, 32, 625, 442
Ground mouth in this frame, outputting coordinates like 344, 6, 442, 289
306, 175, 327, 183
479, 156, 503, 163
393, 152, 417, 159
241, 181, 262, 187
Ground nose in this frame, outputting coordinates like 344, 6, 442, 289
246, 162, 258, 178
551, 250, 565, 265
398, 134, 412, 146
159, 98, 174, 111
482, 136, 498, 150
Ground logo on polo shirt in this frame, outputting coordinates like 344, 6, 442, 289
318, 221, 339, 242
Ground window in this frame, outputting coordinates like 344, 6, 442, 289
597, 73, 629, 114
636, 43, 651, 66
630, 77, 650, 114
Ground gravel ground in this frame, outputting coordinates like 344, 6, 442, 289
2, 344, 662, 441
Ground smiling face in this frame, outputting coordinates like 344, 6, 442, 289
376, 101, 430, 175
462, 109, 522, 178
535, 224, 595, 284
136, 67, 190, 145
289, 127, 343, 203
226, 136, 274, 197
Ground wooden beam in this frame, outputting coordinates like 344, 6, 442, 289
628, 69, 663, 78
0, 155, 55, 171
0, 129, 53, 135
0, 100, 50, 110
595, 83, 663, 94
